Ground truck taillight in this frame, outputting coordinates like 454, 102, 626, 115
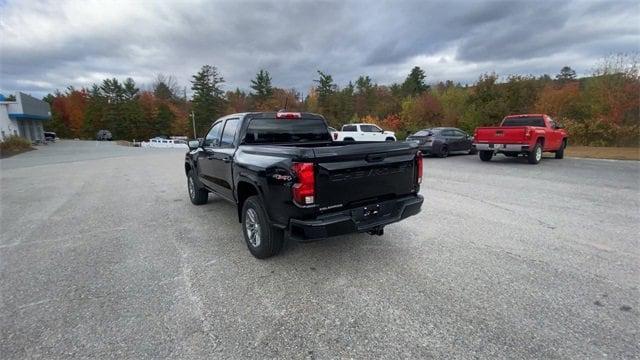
333, 132, 338, 140
416, 151, 423, 184
292, 162, 315, 205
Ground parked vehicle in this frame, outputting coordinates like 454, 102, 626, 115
473, 114, 568, 164
43, 131, 57, 142
333, 123, 396, 142
328, 126, 338, 141
141, 137, 188, 149
406, 127, 476, 157
185, 112, 424, 258
96, 130, 113, 141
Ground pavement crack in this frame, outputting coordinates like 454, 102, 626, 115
169, 237, 221, 352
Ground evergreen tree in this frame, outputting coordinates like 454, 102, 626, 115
155, 103, 175, 136
250, 69, 274, 103
100, 78, 125, 103
336, 82, 355, 122
355, 75, 374, 94
153, 74, 180, 101
42, 93, 55, 104
120, 99, 144, 140
83, 84, 107, 137
355, 75, 376, 115
556, 66, 577, 82
190, 65, 225, 135
401, 66, 428, 97
314, 70, 336, 109
123, 78, 139, 101
314, 70, 338, 123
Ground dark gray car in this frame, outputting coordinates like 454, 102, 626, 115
406, 127, 476, 157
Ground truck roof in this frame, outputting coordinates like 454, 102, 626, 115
224, 112, 325, 120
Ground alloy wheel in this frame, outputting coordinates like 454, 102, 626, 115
245, 208, 261, 247
188, 177, 195, 199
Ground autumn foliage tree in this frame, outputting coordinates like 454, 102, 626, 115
50, 88, 88, 138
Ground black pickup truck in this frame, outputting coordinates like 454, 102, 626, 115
184, 111, 424, 258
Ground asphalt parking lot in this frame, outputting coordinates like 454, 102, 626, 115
1, 140, 638, 359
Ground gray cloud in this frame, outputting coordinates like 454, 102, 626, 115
0, 0, 638, 98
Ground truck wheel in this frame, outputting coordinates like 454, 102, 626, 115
555, 140, 566, 159
242, 196, 284, 259
438, 145, 449, 158
528, 142, 543, 164
187, 170, 208, 205
479, 150, 493, 162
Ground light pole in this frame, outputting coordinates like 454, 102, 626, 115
191, 111, 196, 139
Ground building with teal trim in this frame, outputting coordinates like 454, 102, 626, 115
0, 92, 51, 142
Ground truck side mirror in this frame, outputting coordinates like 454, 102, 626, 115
188, 140, 200, 150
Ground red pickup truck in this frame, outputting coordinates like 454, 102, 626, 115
473, 114, 568, 164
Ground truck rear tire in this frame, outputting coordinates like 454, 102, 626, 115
528, 142, 543, 164
479, 150, 493, 162
242, 196, 284, 259
187, 170, 208, 205
555, 140, 566, 159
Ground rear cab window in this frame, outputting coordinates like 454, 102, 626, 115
342, 125, 357, 132
243, 117, 331, 144
502, 116, 545, 127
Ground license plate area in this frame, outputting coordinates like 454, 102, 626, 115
350, 202, 395, 224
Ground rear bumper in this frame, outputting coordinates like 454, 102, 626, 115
474, 143, 529, 152
288, 194, 424, 242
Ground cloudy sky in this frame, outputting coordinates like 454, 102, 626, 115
1, 0, 638, 98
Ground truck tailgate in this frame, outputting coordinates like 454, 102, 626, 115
312, 142, 418, 210
475, 127, 528, 143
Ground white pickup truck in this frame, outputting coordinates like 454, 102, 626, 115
332, 123, 396, 142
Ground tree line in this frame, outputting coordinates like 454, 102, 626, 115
45, 54, 639, 146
